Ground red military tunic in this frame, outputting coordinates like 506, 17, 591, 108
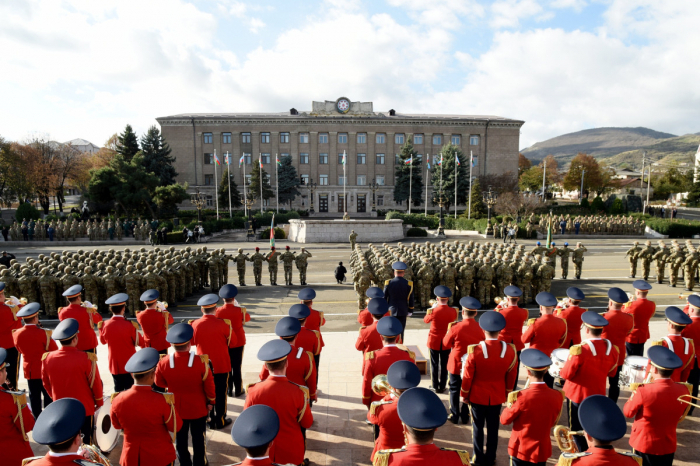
555, 305, 586, 346
230, 458, 275, 466
58, 303, 102, 351
500, 383, 564, 464
260, 344, 317, 400
560, 339, 619, 403
376, 443, 470, 466
304, 306, 326, 332
682, 316, 700, 365
154, 350, 216, 420
521, 314, 567, 357
623, 378, 690, 455
21, 453, 94, 465
423, 304, 458, 350
0, 303, 22, 351
41, 346, 103, 416
601, 309, 635, 367
461, 339, 518, 405
296, 327, 322, 358
215, 303, 250, 348
367, 393, 403, 461
624, 298, 656, 344
0, 389, 35, 466
136, 307, 174, 352
644, 336, 695, 382
443, 319, 485, 375
358, 308, 389, 327
356, 321, 384, 373
111, 385, 182, 466
497, 304, 529, 351
362, 345, 416, 407
244, 376, 314, 466
191, 315, 233, 374
556, 447, 642, 466
98, 316, 142, 375
13, 324, 57, 379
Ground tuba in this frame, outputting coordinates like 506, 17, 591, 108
81, 444, 112, 466
371, 374, 397, 397
554, 425, 584, 453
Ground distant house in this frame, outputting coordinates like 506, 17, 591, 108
64, 138, 100, 154
613, 178, 652, 197
613, 169, 642, 180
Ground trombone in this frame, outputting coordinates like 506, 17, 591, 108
678, 394, 700, 409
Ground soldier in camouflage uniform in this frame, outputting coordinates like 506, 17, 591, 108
495, 255, 513, 299
439, 257, 457, 305
639, 240, 655, 281
250, 247, 267, 286
39, 268, 58, 316
266, 247, 279, 286
572, 242, 588, 280
537, 257, 554, 293
295, 248, 312, 286
460, 257, 475, 299
667, 246, 684, 287
80, 266, 101, 306
476, 257, 494, 305
220, 248, 231, 285
349, 230, 357, 250
652, 241, 670, 284
233, 248, 250, 286
18, 268, 39, 305
417, 257, 434, 309
518, 256, 534, 304
280, 246, 296, 286
123, 265, 141, 316
61, 266, 80, 292
354, 261, 374, 310
683, 247, 698, 291
556, 242, 572, 279
625, 241, 642, 278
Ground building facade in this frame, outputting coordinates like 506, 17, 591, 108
156, 98, 524, 214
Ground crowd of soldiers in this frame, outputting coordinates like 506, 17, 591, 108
231, 246, 312, 286
530, 213, 646, 237
6, 217, 159, 242
626, 239, 700, 290
349, 240, 588, 309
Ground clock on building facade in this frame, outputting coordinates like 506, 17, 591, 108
336, 97, 350, 114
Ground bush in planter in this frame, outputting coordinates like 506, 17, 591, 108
260, 227, 286, 239
590, 196, 605, 213
166, 231, 185, 243
16, 203, 41, 221
406, 227, 428, 237
386, 212, 440, 228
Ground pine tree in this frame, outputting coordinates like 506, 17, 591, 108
140, 125, 178, 186
466, 177, 485, 218
116, 124, 140, 163
393, 139, 423, 207
277, 155, 301, 208
249, 162, 274, 203
218, 169, 242, 210
430, 144, 470, 212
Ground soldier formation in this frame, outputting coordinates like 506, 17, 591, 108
531, 213, 646, 237
232, 245, 312, 287
6, 217, 163, 242
626, 239, 700, 290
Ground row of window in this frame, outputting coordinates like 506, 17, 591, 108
204, 132, 480, 146
203, 173, 386, 187
203, 152, 451, 166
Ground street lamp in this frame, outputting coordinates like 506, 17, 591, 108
431, 190, 447, 237
483, 185, 498, 234
369, 178, 379, 212
301, 176, 317, 214
190, 188, 206, 223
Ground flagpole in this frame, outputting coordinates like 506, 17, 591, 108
468, 151, 473, 219
214, 149, 220, 219
424, 154, 429, 217
454, 153, 458, 219
226, 152, 232, 218
343, 150, 346, 214
408, 157, 412, 214
259, 153, 263, 214
242, 156, 247, 217
275, 153, 279, 214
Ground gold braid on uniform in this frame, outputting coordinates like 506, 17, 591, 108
200, 355, 210, 381
440, 448, 470, 465
161, 391, 177, 442
87, 352, 98, 389
557, 452, 591, 466
373, 449, 404, 466
620, 451, 643, 465
8, 390, 29, 441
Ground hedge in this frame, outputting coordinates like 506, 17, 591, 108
260, 227, 286, 239
386, 212, 440, 228
16, 203, 41, 221
406, 227, 428, 237
645, 218, 700, 238
165, 231, 185, 243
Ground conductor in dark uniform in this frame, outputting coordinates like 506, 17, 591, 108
383, 261, 414, 342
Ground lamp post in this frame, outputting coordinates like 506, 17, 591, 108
483, 185, 498, 235
432, 190, 447, 237
369, 178, 379, 212
301, 177, 317, 214
190, 188, 206, 223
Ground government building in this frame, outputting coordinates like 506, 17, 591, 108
156, 98, 524, 215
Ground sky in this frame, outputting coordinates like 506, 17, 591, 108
1, 0, 699, 150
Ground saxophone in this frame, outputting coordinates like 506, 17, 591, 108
553, 425, 584, 453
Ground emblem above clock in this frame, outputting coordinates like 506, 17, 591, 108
311, 99, 375, 116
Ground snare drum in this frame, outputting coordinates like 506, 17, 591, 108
549, 348, 569, 383
619, 356, 649, 388
94, 395, 120, 453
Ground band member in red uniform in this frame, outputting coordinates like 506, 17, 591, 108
560, 311, 619, 452
497, 285, 528, 391
136, 289, 174, 355
424, 285, 458, 393
298, 288, 325, 379
289, 304, 321, 372
358, 287, 388, 327
260, 316, 317, 402
231, 405, 280, 466
41, 318, 103, 445
367, 360, 421, 462
362, 316, 416, 408
462, 311, 518, 466
98, 293, 142, 392
23, 398, 95, 466
13, 302, 57, 419
111, 348, 182, 466
624, 280, 656, 357
58, 284, 101, 353
373, 387, 469, 466
444, 296, 485, 425
244, 339, 313, 466
500, 349, 564, 466
682, 294, 700, 415
191, 293, 233, 429
645, 307, 695, 383
601, 287, 635, 402
555, 287, 587, 348
155, 324, 215, 466
521, 292, 567, 388
0, 347, 35, 466
556, 395, 642, 466
356, 298, 391, 373
216, 284, 250, 397
0, 282, 23, 389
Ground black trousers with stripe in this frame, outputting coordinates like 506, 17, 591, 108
27, 378, 52, 419
177, 415, 208, 466
5, 347, 20, 390
228, 346, 244, 394
210, 373, 229, 428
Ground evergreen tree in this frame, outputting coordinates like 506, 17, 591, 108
218, 169, 242, 210
277, 155, 301, 207
140, 125, 178, 186
393, 139, 423, 207
466, 177, 485, 218
116, 124, 140, 163
430, 144, 470, 212
249, 162, 274, 205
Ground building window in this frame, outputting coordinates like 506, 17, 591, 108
204, 174, 214, 185
206, 196, 213, 207
339, 176, 347, 186
432, 135, 442, 145
376, 175, 385, 186
243, 153, 252, 164
300, 153, 309, 164
357, 153, 366, 165
451, 135, 461, 145
377, 195, 384, 206
338, 133, 348, 144
222, 133, 231, 144
261, 132, 270, 144
241, 133, 251, 143
280, 132, 290, 143
395, 133, 405, 144
395, 154, 401, 165
319, 153, 328, 164
319, 133, 329, 144
203, 133, 213, 144
376, 133, 386, 144
204, 153, 213, 164
414, 134, 423, 144
300, 174, 309, 185
319, 175, 328, 186
338, 153, 346, 164
245, 174, 251, 185
376, 154, 385, 165
281, 153, 290, 160
357, 133, 367, 144
416, 154, 422, 162
357, 175, 366, 186
265, 174, 271, 183
470, 135, 480, 145
261, 153, 271, 164
300, 133, 309, 144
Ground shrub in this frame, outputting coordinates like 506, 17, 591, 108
406, 227, 428, 237
386, 212, 440, 228
580, 198, 589, 208
166, 231, 185, 243
15, 203, 41, 221
260, 227, 286, 239
609, 198, 625, 215
590, 196, 605, 213
645, 218, 700, 238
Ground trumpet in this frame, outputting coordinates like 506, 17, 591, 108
678, 394, 700, 409
554, 425, 585, 453
81, 444, 112, 466
371, 374, 398, 397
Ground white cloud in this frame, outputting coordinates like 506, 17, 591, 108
550, 0, 587, 12
249, 18, 265, 33
490, 0, 545, 29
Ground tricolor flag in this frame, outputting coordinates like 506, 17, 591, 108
270, 215, 275, 248
342, 152, 346, 165
472, 156, 478, 168
427, 161, 431, 170
214, 154, 222, 166
239, 155, 245, 167
224, 153, 230, 165
456, 154, 461, 166
404, 157, 412, 165
259, 158, 263, 168
276, 155, 282, 166
437, 154, 443, 166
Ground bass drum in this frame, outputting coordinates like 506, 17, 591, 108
619, 356, 649, 388
549, 348, 569, 384
94, 395, 120, 454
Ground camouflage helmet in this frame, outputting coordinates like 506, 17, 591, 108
126, 265, 134, 273
238, 248, 243, 253
84, 266, 92, 274
106, 266, 114, 273
65, 266, 73, 274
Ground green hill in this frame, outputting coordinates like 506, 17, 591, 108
602, 134, 700, 170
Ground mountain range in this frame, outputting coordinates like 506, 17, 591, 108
521, 127, 700, 170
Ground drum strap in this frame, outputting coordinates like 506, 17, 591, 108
583, 339, 612, 356
169, 351, 196, 368
479, 341, 506, 359
664, 336, 690, 354
297, 347, 304, 359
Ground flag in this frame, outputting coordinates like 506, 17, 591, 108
239, 155, 245, 167
472, 156, 478, 168
214, 153, 222, 166
427, 161, 431, 170
276, 155, 281, 166
259, 158, 263, 168
404, 157, 412, 165
342, 152, 346, 165
455, 155, 461, 166
437, 155, 443, 165
270, 214, 275, 248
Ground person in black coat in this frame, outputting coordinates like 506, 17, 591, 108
334, 262, 347, 284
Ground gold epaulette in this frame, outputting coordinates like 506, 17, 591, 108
21, 457, 44, 466
507, 390, 519, 407
97, 321, 103, 330
58, 307, 63, 313
245, 382, 258, 394
11, 391, 27, 406
187, 319, 195, 325
199, 354, 210, 380
651, 339, 664, 347
297, 384, 310, 400
41, 352, 49, 361
87, 352, 98, 362
159, 354, 168, 360
11, 328, 19, 334
679, 382, 692, 393
426, 308, 433, 315
467, 344, 478, 354
630, 382, 646, 392
161, 392, 175, 405
447, 322, 455, 331
557, 452, 591, 466
384, 279, 390, 286
373, 449, 405, 466
357, 309, 362, 315
365, 351, 375, 360
132, 321, 140, 330
369, 399, 393, 416
620, 451, 643, 466
440, 448, 470, 465
396, 344, 415, 360
111, 392, 121, 403
569, 345, 582, 356
527, 318, 536, 327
